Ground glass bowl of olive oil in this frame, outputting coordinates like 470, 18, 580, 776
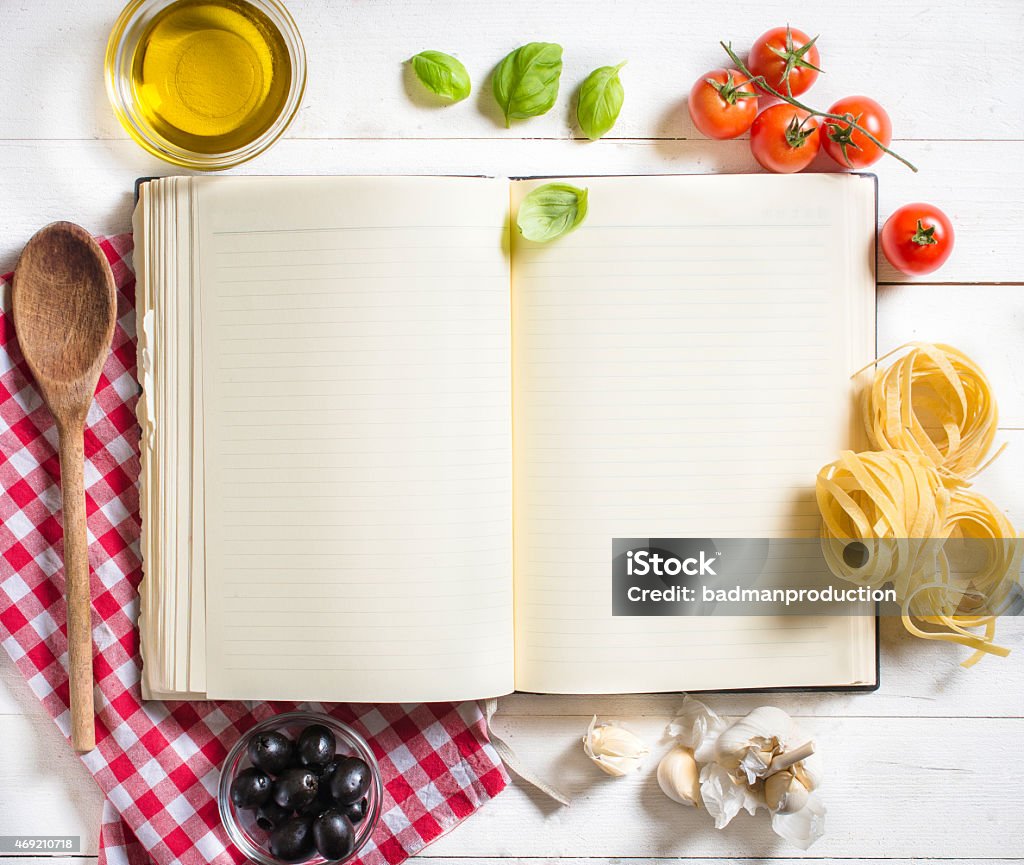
106, 0, 306, 169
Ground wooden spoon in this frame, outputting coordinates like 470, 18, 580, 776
12, 222, 117, 752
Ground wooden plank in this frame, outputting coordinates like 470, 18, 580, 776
1, 860, 1021, 865
4, 0, 1023, 142
1, 139, 1023, 285
0, 860, 95, 864
418, 860, 1024, 864
878, 283, 1024, 428
427, 714, 1023, 859
0, 713, 102, 854
0, 693, 1019, 859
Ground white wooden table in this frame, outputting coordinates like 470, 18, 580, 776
2, 1, 1023, 863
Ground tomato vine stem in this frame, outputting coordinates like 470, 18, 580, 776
720, 41, 919, 173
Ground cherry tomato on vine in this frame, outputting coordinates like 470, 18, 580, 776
749, 105, 820, 173
881, 203, 954, 275
821, 96, 892, 169
748, 25, 822, 97
688, 68, 758, 140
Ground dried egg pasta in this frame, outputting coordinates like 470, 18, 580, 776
861, 342, 1001, 479
902, 490, 1022, 667
817, 344, 1021, 666
817, 449, 952, 598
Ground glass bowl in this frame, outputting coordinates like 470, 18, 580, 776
105, 0, 306, 170
218, 712, 383, 865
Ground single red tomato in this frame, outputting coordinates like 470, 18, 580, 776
822, 96, 892, 168
748, 25, 821, 97
688, 68, 758, 140
749, 105, 820, 173
881, 203, 954, 275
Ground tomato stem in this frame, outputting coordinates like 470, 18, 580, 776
911, 218, 939, 245
720, 41, 919, 173
784, 113, 817, 149
707, 70, 758, 105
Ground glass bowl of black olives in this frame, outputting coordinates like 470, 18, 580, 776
218, 712, 382, 864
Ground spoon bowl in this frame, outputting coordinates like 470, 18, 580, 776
12, 222, 117, 751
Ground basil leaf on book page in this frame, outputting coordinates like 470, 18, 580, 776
409, 50, 472, 102
492, 42, 563, 126
516, 183, 589, 243
577, 61, 626, 140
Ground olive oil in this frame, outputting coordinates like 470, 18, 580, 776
130, 0, 292, 154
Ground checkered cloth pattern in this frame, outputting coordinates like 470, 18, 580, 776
0, 234, 508, 865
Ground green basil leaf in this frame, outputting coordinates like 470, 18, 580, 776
576, 61, 626, 140
492, 42, 563, 127
409, 51, 471, 102
516, 183, 589, 243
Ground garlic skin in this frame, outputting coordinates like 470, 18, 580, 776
772, 792, 827, 849
657, 746, 701, 807
583, 716, 649, 777
764, 770, 809, 814
666, 695, 726, 763
698, 761, 761, 829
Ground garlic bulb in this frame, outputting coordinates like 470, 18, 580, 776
583, 716, 649, 777
665, 696, 827, 847
713, 706, 822, 789
657, 746, 701, 806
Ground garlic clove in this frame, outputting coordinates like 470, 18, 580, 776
583, 715, 649, 777
657, 745, 701, 807
764, 769, 810, 814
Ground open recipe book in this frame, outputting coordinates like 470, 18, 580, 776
134, 173, 878, 702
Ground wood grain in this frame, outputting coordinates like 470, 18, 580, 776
4, 0, 1023, 141
12, 223, 118, 752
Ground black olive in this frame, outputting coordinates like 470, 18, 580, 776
269, 815, 315, 862
329, 757, 372, 804
273, 767, 320, 810
313, 759, 341, 806
318, 757, 342, 785
297, 724, 337, 766
247, 730, 296, 775
230, 767, 272, 809
341, 797, 368, 824
299, 794, 333, 819
255, 801, 292, 831
313, 809, 355, 861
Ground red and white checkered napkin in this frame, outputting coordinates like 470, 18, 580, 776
0, 234, 508, 865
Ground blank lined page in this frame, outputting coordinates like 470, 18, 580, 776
510, 174, 876, 693
197, 176, 514, 702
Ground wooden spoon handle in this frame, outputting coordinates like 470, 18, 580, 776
58, 424, 95, 752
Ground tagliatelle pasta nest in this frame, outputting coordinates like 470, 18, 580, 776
861, 342, 1002, 480
816, 343, 1022, 667
902, 489, 1023, 668
816, 449, 953, 598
